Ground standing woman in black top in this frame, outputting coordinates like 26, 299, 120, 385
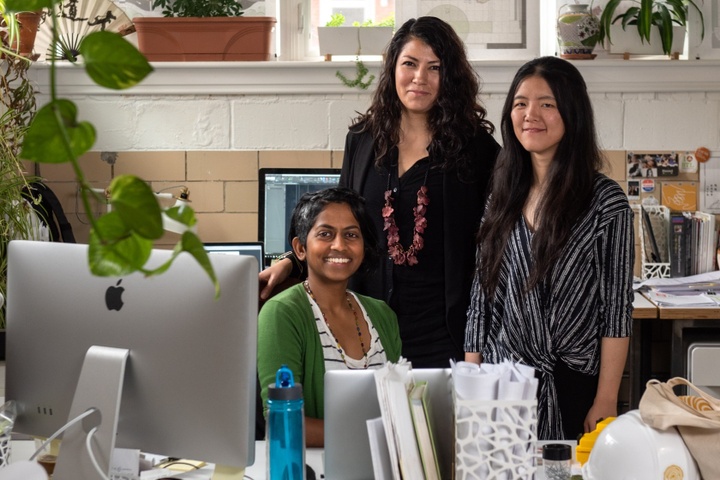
260, 16, 500, 368
465, 56, 634, 440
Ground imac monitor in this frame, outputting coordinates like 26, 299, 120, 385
203, 242, 265, 274
258, 168, 341, 264
5, 240, 258, 478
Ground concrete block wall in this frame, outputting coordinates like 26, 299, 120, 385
38, 150, 342, 247
29, 61, 720, 254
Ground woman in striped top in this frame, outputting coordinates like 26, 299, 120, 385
464, 57, 634, 440
258, 187, 401, 447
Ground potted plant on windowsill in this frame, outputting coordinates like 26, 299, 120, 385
133, 0, 276, 61
0, 1, 42, 60
317, 13, 394, 61
598, 0, 704, 58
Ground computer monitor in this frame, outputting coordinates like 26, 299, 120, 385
203, 242, 265, 274
258, 167, 341, 265
5, 240, 258, 479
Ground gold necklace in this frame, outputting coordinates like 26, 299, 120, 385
303, 280, 368, 368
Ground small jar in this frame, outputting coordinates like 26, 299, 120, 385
542, 443, 572, 480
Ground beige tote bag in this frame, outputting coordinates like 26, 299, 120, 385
639, 377, 720, 480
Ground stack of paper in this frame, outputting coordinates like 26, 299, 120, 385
636, 270, 720, 306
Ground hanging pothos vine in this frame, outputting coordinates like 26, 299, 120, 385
5, 0, 220, 296
336, 57, 374, 90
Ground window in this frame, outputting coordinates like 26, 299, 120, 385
298, 0, 395, 59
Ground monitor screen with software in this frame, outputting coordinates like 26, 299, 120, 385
5, 240, 258, 477
203, 242, 265, 274
258, 168, 341, 264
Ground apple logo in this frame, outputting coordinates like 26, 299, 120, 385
105, 279, 125, 311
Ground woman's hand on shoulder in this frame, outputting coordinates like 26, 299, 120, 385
259, 258, 292, 300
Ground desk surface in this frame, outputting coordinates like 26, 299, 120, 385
633, 291, 658, 319
657, 305, 720, 320
10, 439, 571, 480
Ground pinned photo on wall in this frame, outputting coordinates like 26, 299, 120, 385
627, 180, 640, 200
680, 151, 699, 174
627, 151, 679, 178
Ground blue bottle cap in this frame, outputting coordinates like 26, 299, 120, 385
268, 365, 303, 400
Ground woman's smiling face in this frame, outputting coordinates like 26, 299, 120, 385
511, 75, 565, 163
394, 38, 441, 116
293, 202, 364, 286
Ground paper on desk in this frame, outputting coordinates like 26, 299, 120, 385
644, 290, 720, 307
634, 270, 720, 291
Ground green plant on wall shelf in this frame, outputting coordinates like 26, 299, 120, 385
327, 14, 394, 89
325, 12, 345, 27
151, 0, 244, 17
336, 59, 375, 90
599, 0, 704, 56
5, 0, 220, 296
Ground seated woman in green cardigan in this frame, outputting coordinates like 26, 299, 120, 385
257, 187, 402, 447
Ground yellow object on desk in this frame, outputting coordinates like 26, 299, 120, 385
575, 417, 616, 465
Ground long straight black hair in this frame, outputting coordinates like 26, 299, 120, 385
477, 56, 604, 296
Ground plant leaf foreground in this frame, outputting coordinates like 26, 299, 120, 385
5, 0, 220, 297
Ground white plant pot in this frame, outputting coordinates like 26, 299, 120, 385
606, 25, 686, 56
317, 26, 393, 57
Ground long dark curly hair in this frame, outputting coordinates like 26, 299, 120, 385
353, 16, 494, 175
477, 56, 604, 296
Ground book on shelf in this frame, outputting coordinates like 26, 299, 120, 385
667, 211, 718, 279
408, 381, 441, 480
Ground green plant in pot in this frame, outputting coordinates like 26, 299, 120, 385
599, 0, 704, 56
151, 0, 244, 17
0, 0, 43, 332
322, 13, 395, 89
133, 0, 276, 61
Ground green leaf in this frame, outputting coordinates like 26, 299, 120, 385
638, 0, 653, 42
88, 216, 153, 276
5, 0, 55, 11
656, 6, 674, 54
108, 175, 165, 240
163, 202, 197, 226
181, 232, 220, 298
90, 209, 132, 242
20, 100, 96, 164
80, 31, 154, 90
599, 0, 623, 43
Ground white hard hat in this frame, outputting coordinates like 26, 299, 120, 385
582, 410, 700, 480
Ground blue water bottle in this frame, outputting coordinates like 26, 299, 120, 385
267, 365, 305, 480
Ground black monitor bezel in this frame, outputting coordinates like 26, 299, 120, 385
257, 167, 341, 263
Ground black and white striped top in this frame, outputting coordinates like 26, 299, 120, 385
465, 174, 635, 439
306, 291, 389, 371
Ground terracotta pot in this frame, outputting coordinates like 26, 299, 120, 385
16, 11, 42, 59
134, 16, 276, 61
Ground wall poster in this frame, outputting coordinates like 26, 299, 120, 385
396, 0, 541, 59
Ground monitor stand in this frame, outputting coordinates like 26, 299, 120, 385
53, 346, 129, 480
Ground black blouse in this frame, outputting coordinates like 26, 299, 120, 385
359, 151, 450, 367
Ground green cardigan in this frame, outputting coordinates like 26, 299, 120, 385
257, 283, 401, 419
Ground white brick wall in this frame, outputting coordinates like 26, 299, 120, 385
29, 60, 720, 153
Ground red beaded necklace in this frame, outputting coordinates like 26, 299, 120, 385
382, 165, 430, 266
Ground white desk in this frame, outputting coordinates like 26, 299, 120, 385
10, 439, 574, 479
